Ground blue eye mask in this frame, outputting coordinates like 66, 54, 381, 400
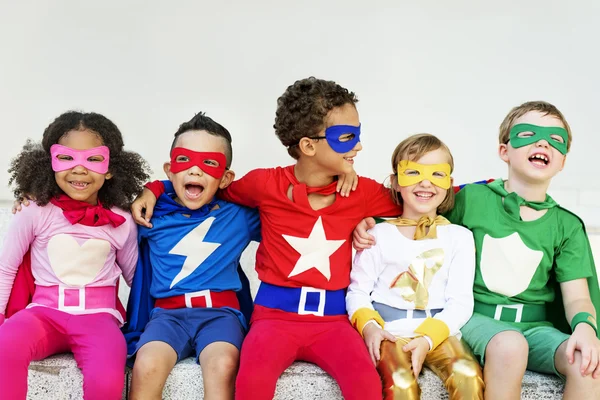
324, 124, 361, 153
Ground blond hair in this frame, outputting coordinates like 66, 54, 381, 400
499, 101, 572, 152
390, 133, 455, 215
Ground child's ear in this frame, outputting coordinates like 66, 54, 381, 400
297, 137, 317, 157
105, 172, 113, 180
390, 174, 400, 191
498, 143, 510, 164
219, 170, 235, 189
163, 162, 174, 179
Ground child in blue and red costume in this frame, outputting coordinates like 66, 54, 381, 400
124, 112, 260, 400
132, 77, 403, 399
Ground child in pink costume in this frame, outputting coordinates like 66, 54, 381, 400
0, 111, 149, 399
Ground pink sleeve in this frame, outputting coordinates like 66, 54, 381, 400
218, 168, 269, 208
116, 216, 138, 287
360, 177, 402, 217
0, 205, 40, 315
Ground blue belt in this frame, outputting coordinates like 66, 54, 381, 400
254, 282, 346, 317
373, 301, 443, 321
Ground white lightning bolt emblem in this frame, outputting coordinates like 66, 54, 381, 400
169, 217, 221, 288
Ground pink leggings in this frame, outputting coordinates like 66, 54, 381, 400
0, 307, 126, 400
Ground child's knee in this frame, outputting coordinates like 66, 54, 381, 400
202, 350, 239, 379
382, 368, 419, 400
446, 358, 484, 399
486, 331, 528, 367
83, 368, 125, 400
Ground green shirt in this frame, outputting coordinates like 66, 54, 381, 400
446, 182, 593, 306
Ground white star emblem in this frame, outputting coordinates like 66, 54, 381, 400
282, 216, 345, 280
169, 217, 221, 288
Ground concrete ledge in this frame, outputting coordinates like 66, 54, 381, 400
27, 354, 563, 399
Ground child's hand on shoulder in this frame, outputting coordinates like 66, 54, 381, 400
566, 323, 600, 378
131, 188, 157, 228
362, 322, 396, 365
12, 196, 33, 214
336, 170, 358, 197
353, 217, 376, 250
403, 337, 430, 378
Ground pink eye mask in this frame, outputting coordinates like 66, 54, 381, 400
50, 144, 110, 174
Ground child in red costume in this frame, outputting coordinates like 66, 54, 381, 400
133, 77, 401, 399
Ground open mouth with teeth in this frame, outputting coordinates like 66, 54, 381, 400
414, 191, 434, 200
529, 153, 549, 166
69, 181, 89, 189
185, 183, 204, 200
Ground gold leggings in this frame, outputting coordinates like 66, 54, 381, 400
378, 336, 484, 400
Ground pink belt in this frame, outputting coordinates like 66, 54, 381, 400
31, 285, 117, 311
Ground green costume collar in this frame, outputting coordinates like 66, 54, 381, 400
509, 123, 568, 155
487, 179, 557, 219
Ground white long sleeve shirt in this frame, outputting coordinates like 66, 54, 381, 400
346, 222, 475, 339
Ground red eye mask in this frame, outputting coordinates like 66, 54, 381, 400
169, 147, 227, 178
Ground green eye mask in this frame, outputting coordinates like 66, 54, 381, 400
509, 123, 568, 155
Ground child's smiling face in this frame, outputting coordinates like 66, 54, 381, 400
394, 148, 451, 220
312, 103, 363, 176
54, 129, 112, 205
499, 111, 567, 184
164, 130, 234, 210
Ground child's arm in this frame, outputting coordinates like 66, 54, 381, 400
218, 169, 268, 208
421, 228, 476, 343
353, 181, 476, 250
116, 217, 139, 287
0, 206, 39, 323
346, 232, 396, 364
554, 221, 600, 377
560, 279, 600, 377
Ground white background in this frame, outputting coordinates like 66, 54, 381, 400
1, 0, 598, 227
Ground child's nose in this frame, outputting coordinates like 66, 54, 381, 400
71, 164, 88, 174
535, 139, 550, 148
353, 141, 363, 152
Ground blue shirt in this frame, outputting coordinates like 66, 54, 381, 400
139, 198, 260, 299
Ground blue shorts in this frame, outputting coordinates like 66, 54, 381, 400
134, 307, 245, 362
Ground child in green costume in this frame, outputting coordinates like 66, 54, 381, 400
354, 101, 600, 399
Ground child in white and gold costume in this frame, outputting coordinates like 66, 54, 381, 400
346, 134, 484, 400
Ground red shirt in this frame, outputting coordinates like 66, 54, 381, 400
219, 166, 401, 290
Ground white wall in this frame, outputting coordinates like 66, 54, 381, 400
1, 0, 599, 227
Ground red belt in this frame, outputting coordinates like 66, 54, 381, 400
154, 290, 240, 310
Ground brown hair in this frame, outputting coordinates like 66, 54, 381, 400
274, 77, 358, 159
499, 101, 572, 152
390, 133, 455, 214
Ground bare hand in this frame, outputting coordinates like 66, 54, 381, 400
352, 217, 376, 250
131, 188, 158, 228
336, 170, 359, 197
403, 337, 430, 378
12, 197, 32, 214
363, 322, 397, 365
565, 323, 600, 378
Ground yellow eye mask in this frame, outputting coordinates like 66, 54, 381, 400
397, 160, 452, 189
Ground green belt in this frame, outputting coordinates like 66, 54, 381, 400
474, 301, 546, 323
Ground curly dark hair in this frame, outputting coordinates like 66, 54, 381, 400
274, 77, 359, 159
8, 111, 151, 210
171, 112, 233, 168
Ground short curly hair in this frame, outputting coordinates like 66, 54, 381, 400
274, 77, 358, 159
8, 111, 151, 211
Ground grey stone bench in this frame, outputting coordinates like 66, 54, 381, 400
0, 209, 566, 399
